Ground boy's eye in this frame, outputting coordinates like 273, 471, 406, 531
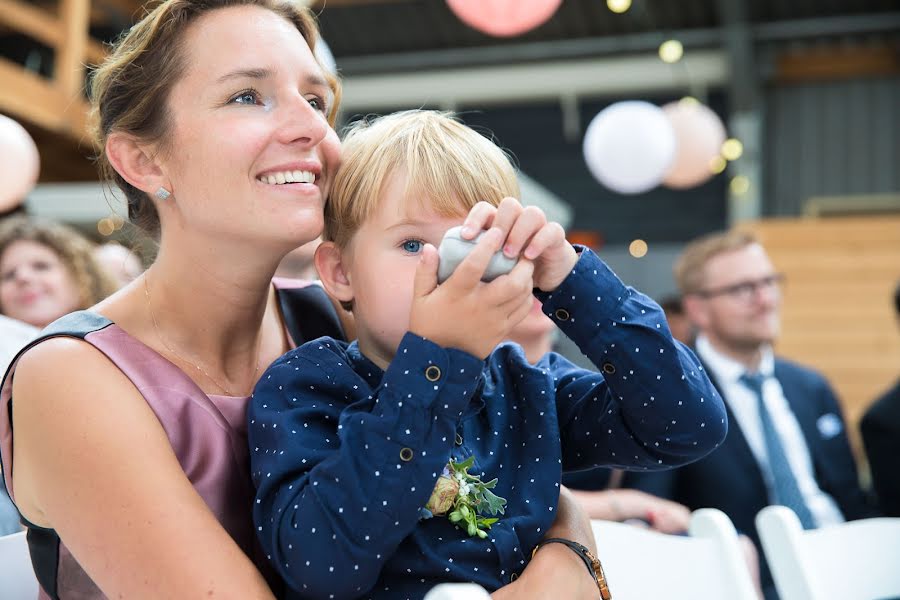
401, 240, 423, 254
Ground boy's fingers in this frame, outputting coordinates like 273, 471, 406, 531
486, 259, 534, 305
523, 222, 566, 260
450, 227, 505, 286
489, 197, 524, 241
503, 206, 547, 258
413, 244, 440, 298
461, 202, 496, 239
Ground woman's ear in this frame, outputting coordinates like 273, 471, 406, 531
105, 132, 168, 195
315, 241, 354, 307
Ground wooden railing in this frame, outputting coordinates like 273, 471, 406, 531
744, 215, 900, 465
0, 0, 107, 139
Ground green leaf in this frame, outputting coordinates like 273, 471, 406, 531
481, 478, 498, 489
480, 488, 507, 516
451, 456, 475, 474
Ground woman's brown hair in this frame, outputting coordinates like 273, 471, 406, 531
0, 216, 120, 313
89, 0, 342, 238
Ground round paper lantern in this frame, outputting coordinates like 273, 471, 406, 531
446, 0, 562, 37
582, 101, 676, 195
0, 114, 40, 213
662, 100, 727, 189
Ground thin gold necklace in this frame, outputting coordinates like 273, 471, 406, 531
143, 275, 261, 396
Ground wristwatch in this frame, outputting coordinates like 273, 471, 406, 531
532, 537, 612, 599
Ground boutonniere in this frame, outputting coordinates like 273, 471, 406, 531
420, 456, 507, 538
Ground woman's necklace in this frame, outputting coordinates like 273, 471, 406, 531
143, 275, 262, 396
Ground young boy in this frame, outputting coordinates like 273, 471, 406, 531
249, 110, 726, 599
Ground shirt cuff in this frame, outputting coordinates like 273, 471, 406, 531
379, 332, 484, 419
534, 246, 631, 330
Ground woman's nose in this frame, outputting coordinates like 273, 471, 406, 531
278, 96, 329, 147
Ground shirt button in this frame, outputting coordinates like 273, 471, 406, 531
400, 448, 414, 461
554, 308, 570, 321
425, 365, 442, 381
601, 362, 616, 375
455, 433, 463, 446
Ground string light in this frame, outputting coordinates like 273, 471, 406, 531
629, 239, 648, 258
659, 39, 683, 63
730, 175, 750, 195
721, 138, 744, 161
607, 0, 632, 13
709, 156, 727, 174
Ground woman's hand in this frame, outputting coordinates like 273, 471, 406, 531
492, 487, 599, 599
460, 198, 578, 292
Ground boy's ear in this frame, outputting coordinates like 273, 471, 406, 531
105, 131, 169, 195
315, 241, 354, 306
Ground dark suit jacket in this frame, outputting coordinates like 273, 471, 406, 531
861, 379, 900, 517
620, 356, 876, 595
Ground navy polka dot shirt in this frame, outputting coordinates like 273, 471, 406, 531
249, 248, 726, 599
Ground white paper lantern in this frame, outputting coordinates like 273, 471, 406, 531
662, 100, 727, 189
0, 114, 40, 212
582, 101, 676, 195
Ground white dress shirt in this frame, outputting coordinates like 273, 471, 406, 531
695, 335, 845, 527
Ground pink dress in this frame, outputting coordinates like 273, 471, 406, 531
0, 280, 344, 599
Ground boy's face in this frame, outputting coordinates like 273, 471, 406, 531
341, 170, 467, 369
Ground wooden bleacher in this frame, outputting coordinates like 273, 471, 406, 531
744, 215, 900, 467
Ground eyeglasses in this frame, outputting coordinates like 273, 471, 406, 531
694, 273, 785, 302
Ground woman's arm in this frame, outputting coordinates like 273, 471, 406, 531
11, 339, 274, 599
492, 487, 599, 600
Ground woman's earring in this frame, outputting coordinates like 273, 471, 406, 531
155, 187, 171, 201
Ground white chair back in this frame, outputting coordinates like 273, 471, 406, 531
591, 508, 758, 600
0, 530, 39, 599
424, 583, 491, 600
757, 505, 900, 600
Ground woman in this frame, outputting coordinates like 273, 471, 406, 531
0, 216, 118, 328
0, 1, 599, 598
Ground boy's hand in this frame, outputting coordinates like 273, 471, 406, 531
461, 198, 578, 292
409, 227, 535, 359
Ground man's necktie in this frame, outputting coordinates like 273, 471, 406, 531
739, 372, 817, 529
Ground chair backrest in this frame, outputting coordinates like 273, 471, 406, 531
591, 508, 758, 600
756, 505, 900, 600
423, 583, 491, 600
0, 530, 39, 599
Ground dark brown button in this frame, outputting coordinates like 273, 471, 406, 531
400, 447, 414, 461
425, 365, 442, 381
554, 308, 570, 321
602, 362, 616, 375
455, 433, 463, 446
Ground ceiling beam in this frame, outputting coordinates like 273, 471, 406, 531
333, 13, 900, 76
338, 50, 727, 112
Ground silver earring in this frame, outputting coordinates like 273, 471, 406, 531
155, 187, 171, 201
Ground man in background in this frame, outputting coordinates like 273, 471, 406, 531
629, 230, 876, 599
860, 280, 900, 517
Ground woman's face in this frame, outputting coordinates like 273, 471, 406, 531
157, 5, 341, 249
0, 240, 82, 328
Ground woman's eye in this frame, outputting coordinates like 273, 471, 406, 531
401, 240, 423, 254
308, 96, 327, 113
231, 90, 260, 105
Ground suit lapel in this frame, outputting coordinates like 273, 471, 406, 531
698, 357, 768, 487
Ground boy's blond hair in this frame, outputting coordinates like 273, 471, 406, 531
324, 110, 519, 248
